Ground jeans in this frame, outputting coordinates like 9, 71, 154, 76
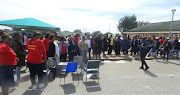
16, 66, 21, 80
163, 51, 169, 60
88, 48, 91, 59
0, 65, 15, 88
80, 49, 88, 63
147, 48, 155, 57
154, 50, 158, 59
27, 62, 44, 85
140, 53, 149, 68
108, 45, 113, 55
169, 49, 179, 59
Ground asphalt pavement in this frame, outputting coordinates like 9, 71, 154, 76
1, 59, 180, 95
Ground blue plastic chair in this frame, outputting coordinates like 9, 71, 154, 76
60, 62, 78, 83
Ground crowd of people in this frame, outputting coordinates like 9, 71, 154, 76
0, 29, 180, 95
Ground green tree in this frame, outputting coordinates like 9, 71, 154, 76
137, 21, 150, 27
104, 32, 112, 36
117, 15, 138, 35
73, 29, 82, 33
92, 31, 101, 36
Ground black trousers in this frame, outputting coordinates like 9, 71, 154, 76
60, 53, 67, 61
108, 45, 113, 55
140, 53, 149, 68
27, 62, 44, 85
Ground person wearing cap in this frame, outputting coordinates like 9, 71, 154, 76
26, 32, 47, 90
139, 37, 149, 70
68, 36, 76, 61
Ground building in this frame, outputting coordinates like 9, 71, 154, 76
124, 20, 180, 39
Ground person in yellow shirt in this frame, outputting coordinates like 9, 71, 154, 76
108, 35, 114, 55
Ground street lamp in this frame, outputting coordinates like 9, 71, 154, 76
169, 9, 176, 37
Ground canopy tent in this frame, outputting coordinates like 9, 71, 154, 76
0, 18, 60, 31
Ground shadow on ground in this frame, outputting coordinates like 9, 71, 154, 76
144, 70, 158, 77
83, 81, 101, 92
60, 83, 76, 94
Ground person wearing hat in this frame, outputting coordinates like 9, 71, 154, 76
139, 37, 149, 70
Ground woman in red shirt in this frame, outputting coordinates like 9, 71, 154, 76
0, 35, 17, 95
26, 32, 47, 90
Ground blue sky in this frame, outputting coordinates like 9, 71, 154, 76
0, 0, 180, 34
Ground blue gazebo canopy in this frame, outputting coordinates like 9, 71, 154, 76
0, 18, 60, 31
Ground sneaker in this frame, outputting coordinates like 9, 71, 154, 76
32, 85, 38, 90
145, 67, 149, 70
154, 59, 157, 61
166, 60, 168, 63
139, 67, 144, 69
8, 86, 16, 92
38, 83, 45, 89
146, 56, 150, 59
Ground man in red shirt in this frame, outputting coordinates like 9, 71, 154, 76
0, 35, 18, 95
26, 32, 47, 90
43, 34, 50, 58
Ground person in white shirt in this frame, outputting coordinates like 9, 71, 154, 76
87, 35, 91, 59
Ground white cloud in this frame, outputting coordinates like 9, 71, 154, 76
0, 0, 180, 34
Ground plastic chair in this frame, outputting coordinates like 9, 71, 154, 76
84, 60, 100, 82
60, 62, 78, 83
73, 56, 83, 81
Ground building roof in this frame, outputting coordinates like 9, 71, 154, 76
126, 20, 180, 32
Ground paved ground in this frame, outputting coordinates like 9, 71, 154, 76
1, 59, 180, 95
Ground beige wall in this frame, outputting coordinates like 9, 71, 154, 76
126, 33, 180, 39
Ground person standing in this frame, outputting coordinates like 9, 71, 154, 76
68, 36, 76, 61
12, 32, 25, 82
130, 36, 138, 56
74, 33, 81, 56
169, 39, 180, 60
114, 36, 122, 55
94, 34, 103, 59
78, 36, 88, 63
49, 34, 56, 66
153, 37, 161, 60
87, 35, 92, 59
0, 36, 18, 95
43, 34, 50, 58
163, 40, 172, 63
107, 35, 114, 55
58, 37, 69, 62
122, 36, 129, 56
26, 32, 47, 90
102, 35, 108, 56
139, 37, 149, 70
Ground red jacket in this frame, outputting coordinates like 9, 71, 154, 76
27, 38, 47, 64
0, 43, 17, 65
43, 38, 50, 52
